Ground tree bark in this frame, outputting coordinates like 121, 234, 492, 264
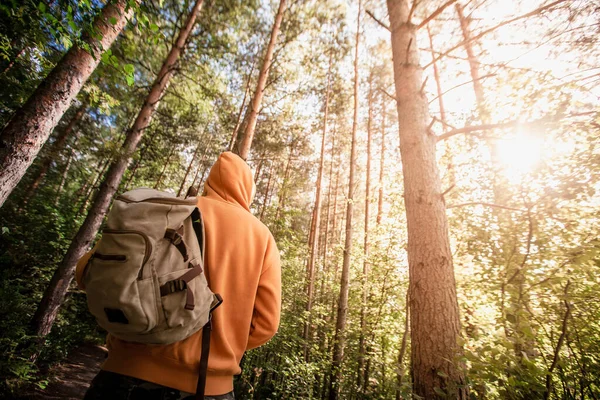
303, 55, 331, 362
329, 2, 361, 398
358, 73, 374, 392
0, 0, 132, 207
386, 0, 467, 398
237, 0, 287, 160
30, 0, 206, 338
23, 104, 86, 204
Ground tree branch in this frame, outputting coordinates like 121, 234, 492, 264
417, 0, 458, 29
424, 0, 568, 69
446, 202, 527, 212
436, 120, 522, 142
366, 9, 390, 31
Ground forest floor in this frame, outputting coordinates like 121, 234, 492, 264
20, 344, 105, 400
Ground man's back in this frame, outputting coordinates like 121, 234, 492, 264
78, 152, 281, 397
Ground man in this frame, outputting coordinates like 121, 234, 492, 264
77, 151, 282, 399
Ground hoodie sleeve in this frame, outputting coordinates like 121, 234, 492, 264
246, 234, 282, 350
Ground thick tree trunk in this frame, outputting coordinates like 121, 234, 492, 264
0, 0, 132, 207
386, 0, 466, 398
329, 2, 361, 398
303, 57, 331, 362
358, 73, 374, 392
30, 0, 205, 337
237, 0, 286, 160
23, 104, 86, 204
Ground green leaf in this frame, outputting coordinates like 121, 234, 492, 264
38, 2, 46, 13
2, 227, 9, 235
109, 17, 118, 25
506, 313, 516, 324
123, 64, 134, 74
126, 75, 134, 86
150, 23, 159, 32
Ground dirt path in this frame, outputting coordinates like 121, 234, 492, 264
22, 344, 106, 400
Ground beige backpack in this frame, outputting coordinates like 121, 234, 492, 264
82, 188, 221, 398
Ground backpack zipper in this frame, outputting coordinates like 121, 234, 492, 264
103, 229, 152, 279
116, 196, 197, 206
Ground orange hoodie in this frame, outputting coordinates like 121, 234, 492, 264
75, 152, 282, 395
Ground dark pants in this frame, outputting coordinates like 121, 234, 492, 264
84, 370, 235, 400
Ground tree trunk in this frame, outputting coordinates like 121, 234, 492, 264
190, 140, 212, 191
154, 145, 177, 190
303, 55, 331, 362
178, 142, 201, 197
329, 2, 361, 398
23, 104, 86, 204
30, 0, 206, 338
237, 0, 287, 160
76, 157, 111, 219
377, 93, 386, 225
427, 24, 447, 126
54, 138, 78, 206
386, 0, 467, 398
229, 62, 256, 152
455, 4, 486, 120
275, 140, 295, 220
0, 0, 132, 207
358, 73, 374, 392
259, 162, 274, 221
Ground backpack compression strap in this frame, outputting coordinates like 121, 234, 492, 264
195, 319, 212, 400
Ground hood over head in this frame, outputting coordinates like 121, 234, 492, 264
204, 152, 255, 211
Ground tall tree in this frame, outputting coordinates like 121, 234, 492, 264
303, 51, 331, 362
0, 0, 133, 207
329, 1, 361, 398
30, 0, 206, 337
23, 103, 86, 204
237, 0, 287, 160
358, 72, 374, 393
386, 0, 467, 398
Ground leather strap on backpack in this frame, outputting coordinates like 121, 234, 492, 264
195, 318, 212, 400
